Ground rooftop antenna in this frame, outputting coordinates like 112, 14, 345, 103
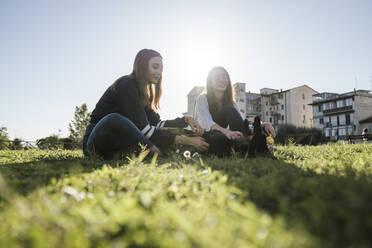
354, 76, 358, 90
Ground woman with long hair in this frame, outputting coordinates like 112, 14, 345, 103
83, 49, 208, 159
194, 66, 275, 140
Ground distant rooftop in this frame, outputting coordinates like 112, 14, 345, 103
260, 84, 317, 96
312, 89, 372, 104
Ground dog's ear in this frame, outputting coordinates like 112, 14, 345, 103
253, 116, 262, 135
243, 119, 251, 136
254, 116, 261, 125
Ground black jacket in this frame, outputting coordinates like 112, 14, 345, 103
90, 75, 187, 148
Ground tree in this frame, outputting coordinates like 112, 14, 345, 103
10, 138, 23, 150
0, 126, 10, 150
68, 104, 91, 148
36, 135, 63, 150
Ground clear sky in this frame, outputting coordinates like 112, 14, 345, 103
1, 0, 371, 141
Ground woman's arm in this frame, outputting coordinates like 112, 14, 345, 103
174, 135, 209, 151
194, 95, 242, 139
144, 107, 187, 128
210, 124, 229, 135
145, 107, 203, 135
210, 124, 243, 140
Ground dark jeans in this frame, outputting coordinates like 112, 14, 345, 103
213, 104, 247, 135
82, 113, 154, 159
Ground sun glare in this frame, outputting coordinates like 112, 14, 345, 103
182, 40, 221, 77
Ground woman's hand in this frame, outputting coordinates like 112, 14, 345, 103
224, 130, 244, 140
210, 124, 243, 140
185, 116, 204, 135
187, 136, 209, 151
175, 135, 209, 151
262, 122, 276, 138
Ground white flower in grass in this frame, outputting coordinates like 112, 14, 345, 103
183, 150, 191, 159
62, 186, 86, 201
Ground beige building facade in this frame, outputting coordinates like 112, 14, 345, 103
260, 85, 318, 128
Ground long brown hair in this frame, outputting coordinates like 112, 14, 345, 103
112, 49, 163, 110
206, 66, 234, 116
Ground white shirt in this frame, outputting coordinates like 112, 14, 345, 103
193, 94, 244, 131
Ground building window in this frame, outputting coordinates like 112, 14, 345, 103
331, 116, 337, 126
318, 105, 322, 112
302, 93, 305, 100
266, 101, 268, 106
346, 114, 350, 125
269, 117, 272, 123
282, 115, 284, 121
339, 128, 346, 136
345, 98, 353, 106
339, 114, 345, 125
240, 99, 244, 102
266, 111, 268, 116
303, 104, 305, 110
281, 104, 284, 110
320, 118, 324, 124
269, 107, 272, 111
240, 109, 245, 113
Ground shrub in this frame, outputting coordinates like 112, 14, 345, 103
275, 124, 326, 145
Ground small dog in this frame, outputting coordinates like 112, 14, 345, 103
248, 116, 269, 157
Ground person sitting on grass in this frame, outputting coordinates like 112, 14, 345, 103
82, 49, 208, 159
193, 66, 276, 141
362, 128, 369, 141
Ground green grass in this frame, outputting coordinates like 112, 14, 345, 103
0, 143, 372, 247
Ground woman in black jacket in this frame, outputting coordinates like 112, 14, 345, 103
83, 49, 208, 159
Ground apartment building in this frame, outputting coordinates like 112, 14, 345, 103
234, 83, 261, 120
310, 90, 372, 137
260, 85, 318, 128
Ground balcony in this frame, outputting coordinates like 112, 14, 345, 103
270, 110, 281, 116
323, 105, 353, 115
269, 96, 279, 105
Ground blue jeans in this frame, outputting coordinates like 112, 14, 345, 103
82, 113, 154, 159
213, 104, 247, 135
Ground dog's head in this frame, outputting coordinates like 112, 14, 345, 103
253, 116, 263, 136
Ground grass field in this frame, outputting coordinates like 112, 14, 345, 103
0, 143, 372, 247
